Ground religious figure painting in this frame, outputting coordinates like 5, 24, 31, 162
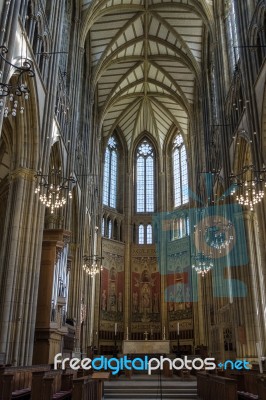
100, 259, 124, 322
131, 268, 160, 322
166, 268, 193, 322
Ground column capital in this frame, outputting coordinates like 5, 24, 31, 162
10, 167, 36, 181
70, 242, 80, 251
242, 209, 255, 221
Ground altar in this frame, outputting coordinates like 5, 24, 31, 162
122, 340, 170, 354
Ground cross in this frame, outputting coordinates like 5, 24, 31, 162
144, 331, 149, 341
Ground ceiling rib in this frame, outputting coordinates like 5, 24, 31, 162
84, 0, 211, 148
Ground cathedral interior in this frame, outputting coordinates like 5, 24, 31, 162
0, 0, 266, 397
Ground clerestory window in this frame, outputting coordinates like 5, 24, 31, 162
172, 134, 189, 207
103, 136, 118, 208
136, 139, 155, 213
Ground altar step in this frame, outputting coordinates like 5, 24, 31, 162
104, 380, 198, 399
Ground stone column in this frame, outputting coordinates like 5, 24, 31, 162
124, 171, 132, 336
0, 167, 43, 366
33, 229, 71, 364
242, 210, 265, 357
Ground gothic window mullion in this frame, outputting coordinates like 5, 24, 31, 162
103, 136, 118, 209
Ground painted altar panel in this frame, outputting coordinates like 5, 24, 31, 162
100, 239, 124, 326
166, 237, 193, 332
131, 245, 161, 329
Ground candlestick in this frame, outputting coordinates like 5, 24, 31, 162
115, 322, 117, 336
126, 326, 129, 340
177, 322, 179, 336
163, 326, 166, 340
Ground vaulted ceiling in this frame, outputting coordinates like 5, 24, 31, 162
81, 0, 213, 151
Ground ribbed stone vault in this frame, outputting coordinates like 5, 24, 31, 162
81, 0, 213, 150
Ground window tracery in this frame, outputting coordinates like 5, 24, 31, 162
172, 134, 189, 208
136, 139, 155, 213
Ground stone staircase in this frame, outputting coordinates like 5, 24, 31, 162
104, 379, 199, 400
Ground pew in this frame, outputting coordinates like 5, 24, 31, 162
0, 366, 75, 400
72, 376, 99, 400
257, 375, 266, 400
0, 364, 106, 400
40, 371, 72, 400
226, 370, 261, 399
236, 373, 266, 400
92, 372, 110, 399
197, 372, 238, 400
0, 365, 50, 400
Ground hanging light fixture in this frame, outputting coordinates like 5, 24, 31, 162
0, 44, 35, 117
193, 209, 215, 276
192, 252, 214, 277
82, 255, 104, 277
230, 165, 266, 211
83, 226, 104, 277
35, 169, 76, 213
205, 219, 234, 253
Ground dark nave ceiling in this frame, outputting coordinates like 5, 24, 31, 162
81, 0, 213, 150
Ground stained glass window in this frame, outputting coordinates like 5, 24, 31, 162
102, 217, 105, 237
139, 224, 144, 244
108, 220, 112, 239
103, 136, 118, 208
147, 224, 153, 244
173, 134, 189, 207
136, 139, 154, 212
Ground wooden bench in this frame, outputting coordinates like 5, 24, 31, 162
92, 372, 110, 399
237, 391, 258, 399
41, 371, 72, 400
1, 372, 31, 400
72, 375, 99, 400
257, 375, 266, 400
0, 365, 106, 400
0, 366, 74, 400
236, 373, 266, 400
197, 372, 238, 400
31, 368, 78, 400
215, 369, 266, 400
0, 365, 50, 400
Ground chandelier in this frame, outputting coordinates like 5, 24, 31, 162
192, 252, 214, 277
35, 169, 76, 213
205, 219, 234, 253
83, 227, 104, 277
230, 165, 266, 211
83, 255, 103, 277
0, 45, 35, 117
